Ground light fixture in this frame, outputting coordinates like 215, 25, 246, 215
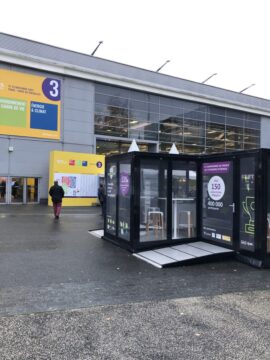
239, 84, 255, 93
202, 73, 218, 84
91, 41, 103, 56
156, 60, 170, 72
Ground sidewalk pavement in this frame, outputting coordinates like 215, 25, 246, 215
0, 205, 269, 359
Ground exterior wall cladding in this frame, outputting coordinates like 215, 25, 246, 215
1, 32, 270, 202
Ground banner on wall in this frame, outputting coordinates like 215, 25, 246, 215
49, 151, 105, 206
0, 69, 61, 139
54, 173, 98, 198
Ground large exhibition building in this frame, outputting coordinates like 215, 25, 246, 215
1, 32, 270, 205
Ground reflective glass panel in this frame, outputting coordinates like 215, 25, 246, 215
0, 177, 7, 203
172, 162, 197, 239
95, 84, 261, 154
26, 178, 38, 203
267, 155, 270, 253
139, 159, 167, 242
11, 177, 24, 203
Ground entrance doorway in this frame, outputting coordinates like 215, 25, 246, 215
201, 160, 234, 247
0, 177, 7, 203
11, 177, 24, 203
0, 177, 39, 204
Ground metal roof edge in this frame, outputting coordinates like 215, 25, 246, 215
1, 48, 270, 117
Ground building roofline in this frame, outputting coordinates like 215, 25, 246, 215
1, 32, 270, 116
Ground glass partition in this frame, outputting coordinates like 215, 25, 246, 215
11, 177, 24, 203
239, 157, 255, 251
172, 161, 197, 239
267, 157, 270, 253
118, 162, 131, 241
0, 177, 7, 203
26, 178, 38, 203
105, 162, 117, 235
139, 159, 167, 242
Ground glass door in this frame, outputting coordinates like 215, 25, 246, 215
0, 177, 7, 204
172, 161, 197, 239
201, 161, 234, 246
139, 159, 167, 243
26, 178, 39, 203
11, 177, 24, 203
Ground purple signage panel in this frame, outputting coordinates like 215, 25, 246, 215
203, 161, 230, 174
119, 172, 130, 196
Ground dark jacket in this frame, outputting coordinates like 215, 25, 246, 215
49, 184, 65, 203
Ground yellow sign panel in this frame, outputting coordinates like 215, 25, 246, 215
49, 151, 105, 207
0, 69, 61, 139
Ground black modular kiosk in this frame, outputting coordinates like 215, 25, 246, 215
103, 149, 270, 268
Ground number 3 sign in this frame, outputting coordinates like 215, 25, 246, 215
42, 78, 61, 101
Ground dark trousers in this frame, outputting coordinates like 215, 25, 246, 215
100, 201, 105, 217
53, 202, 62, 217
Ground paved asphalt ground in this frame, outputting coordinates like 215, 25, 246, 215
0, 205, 269, 359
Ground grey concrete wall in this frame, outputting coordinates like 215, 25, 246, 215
261, 116, 270, 148
0, 137, 9, 174
8, 138, 61, 199
62, 77, 95, 150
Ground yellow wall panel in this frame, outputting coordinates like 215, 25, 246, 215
48, 151, 105, 207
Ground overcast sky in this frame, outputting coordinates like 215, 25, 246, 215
1, 0, 270, 99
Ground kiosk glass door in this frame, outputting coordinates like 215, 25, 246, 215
202, 160, 234, 246
172, 161, 197, 239
139, 159, 167, 242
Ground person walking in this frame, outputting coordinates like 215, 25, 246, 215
98, 183, 106, 217
49, 180, 65, 219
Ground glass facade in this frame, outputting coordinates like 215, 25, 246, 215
0, 177, 7, 203
96, 139, 152, 156
95, 84, 261, 154
267, 158, 270, 253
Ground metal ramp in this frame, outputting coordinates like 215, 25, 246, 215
88, 229, 104, 238
133, 241, 234, 268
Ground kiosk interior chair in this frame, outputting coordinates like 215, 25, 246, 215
104, 149, 270, 268
146, 207, 164, 237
